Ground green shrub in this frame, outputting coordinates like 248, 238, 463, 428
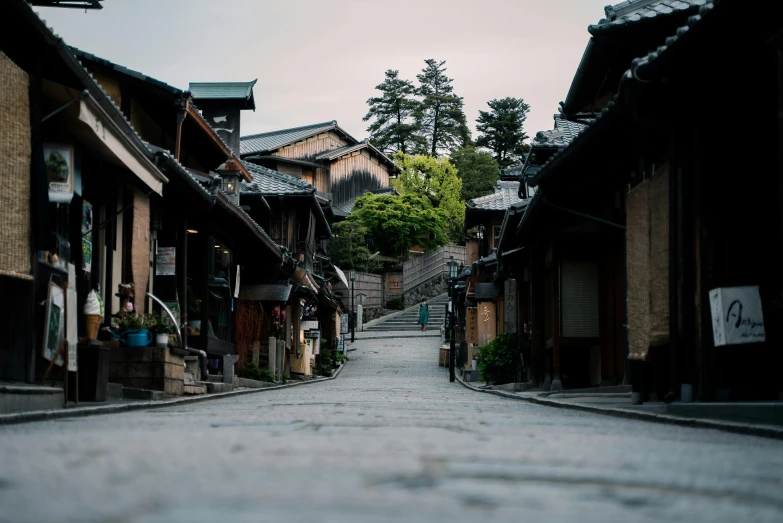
242, 362, 275, 383
475, 333, 519, 385
385, 297, 405, 310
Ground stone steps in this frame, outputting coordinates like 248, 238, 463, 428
0, 383, 64, 414
365, 294, 450, 332
183, 384, 207, 395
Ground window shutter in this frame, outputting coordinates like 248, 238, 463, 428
560, 261, 599, 338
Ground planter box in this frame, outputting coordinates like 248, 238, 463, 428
109, 346, 184, 396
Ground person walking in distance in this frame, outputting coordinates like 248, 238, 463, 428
418, 298, 429, 331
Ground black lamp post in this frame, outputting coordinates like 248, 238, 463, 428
447, 260, 459, 382
349, 268, 356, 343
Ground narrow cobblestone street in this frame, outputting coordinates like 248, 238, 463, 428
2, 333, 783, 523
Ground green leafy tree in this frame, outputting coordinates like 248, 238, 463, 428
416, 59, 470, 156
450, 146, 500, 201
351, 193, 448, 257
327, 221, 372, 270
476, 97, 530, 168
392, 153, 465, 242
363, 70, 427, 155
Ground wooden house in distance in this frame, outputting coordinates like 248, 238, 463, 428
239, 121, 398, 208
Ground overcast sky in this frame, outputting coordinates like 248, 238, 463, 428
37, 0, 610, 144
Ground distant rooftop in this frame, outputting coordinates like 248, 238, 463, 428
466, 181, 524, 211
531, 115, 588, 149
240, 121, 358, 156
241, 161, 314, 196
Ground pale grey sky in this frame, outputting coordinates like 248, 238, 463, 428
37, 0, 610, 145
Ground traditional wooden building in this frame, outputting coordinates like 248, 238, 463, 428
239, 161, 336, 378
0, 1, 167, 391
240, 121, 399, 208
460, 181, 528, 373
520, 0, 783, 401
69, 48, 290, 381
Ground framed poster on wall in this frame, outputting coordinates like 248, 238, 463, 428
44, 143, 74, 204
42, 281, 65, 365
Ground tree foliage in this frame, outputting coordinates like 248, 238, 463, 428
327, 221, 372, 270
416, 59, 470, 156
350, 193, 448, 257
392, 153, 465, 242
450, 146, 500, 201
363, 69, 427, 155
476, 97, 530, 168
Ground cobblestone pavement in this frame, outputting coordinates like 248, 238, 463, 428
1, 334, 783, 523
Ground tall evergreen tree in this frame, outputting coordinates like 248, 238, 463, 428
363, 70, 426, 155
475, 97, 530, 168
416, 59, 469, 156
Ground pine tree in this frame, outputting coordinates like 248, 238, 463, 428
475, 97, 530, 168
416, 59, 469, 156
363, 70, 426, 155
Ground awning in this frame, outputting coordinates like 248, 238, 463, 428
74, 95, 167, 195
240, 283, 292, 302
333, 265, 349, 289
291, 268, 320, 295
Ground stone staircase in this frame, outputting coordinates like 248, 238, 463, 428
364, 294, 449, 331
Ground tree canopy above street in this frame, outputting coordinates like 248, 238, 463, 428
450, 146, 500, 201
392, 153, 464, 243
350, 193, 449, 257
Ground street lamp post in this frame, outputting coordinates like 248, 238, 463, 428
349, 268, 356, 343
447, 260, 459, 382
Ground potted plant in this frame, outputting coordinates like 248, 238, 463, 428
471, 351, 479, 372
148, 314, 177, 347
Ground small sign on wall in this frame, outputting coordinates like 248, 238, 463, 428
709, 286, 765, 346
156, 247, 175, 276
504, 279, 517, 334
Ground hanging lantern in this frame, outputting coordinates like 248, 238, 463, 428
273, 305, 280, 318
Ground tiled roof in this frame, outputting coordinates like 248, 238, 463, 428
466, 181, 524, 211
189, 80, 256, 100
533, 3, 715, 188
532, 115, 588, 149
68, 47, 182, 95
315, 141, 397, 169
315, 142, 366, 160
590, 0, 706, 34
240, 121, 358, 156
629, 3, 714, 80
502, 164, 525, 179
241, 161, 314, 196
